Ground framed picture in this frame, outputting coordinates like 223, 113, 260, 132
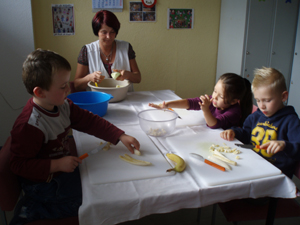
130, 1, 156, 22
168, 8, 194, 29
52, 4, 75, 35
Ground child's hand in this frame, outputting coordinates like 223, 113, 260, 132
119, 134, 140, 154
220, 129, 235, 141
199, 95, 212, 111
51, 156, 82, 173
149, 101, 166, 109
260, 141, 286, 155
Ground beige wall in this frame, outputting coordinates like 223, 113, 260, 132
32, 0, 221, 99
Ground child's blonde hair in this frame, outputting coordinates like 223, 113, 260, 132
252, 67, 287, 94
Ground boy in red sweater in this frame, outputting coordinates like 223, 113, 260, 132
9, 49, 140, 224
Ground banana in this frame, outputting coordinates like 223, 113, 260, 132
134, 149, 141, 156
166, 153, 186, 172
119, 154, 151, 166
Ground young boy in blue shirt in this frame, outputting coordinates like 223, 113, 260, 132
221, 67, 300, 178
9, 49, 140, 224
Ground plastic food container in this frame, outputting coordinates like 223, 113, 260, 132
67, 91, 113, 117
138, 109, 178, 137
88, 79, 130, 103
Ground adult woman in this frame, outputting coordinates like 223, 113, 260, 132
74, 10, 141, 91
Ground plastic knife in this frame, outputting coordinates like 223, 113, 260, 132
79, 142, 108, 160
235, 143, 261, 150
167, 108, 182, 119
190, 153, 226, 171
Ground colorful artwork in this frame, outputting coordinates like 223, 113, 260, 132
168, 8, 194, 29
52, 4, 74, 36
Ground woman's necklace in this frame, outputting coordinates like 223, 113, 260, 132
100, 43, 114, 62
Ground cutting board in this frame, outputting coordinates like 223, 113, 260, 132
81, 126, 174, 184
165, 131, 282, 186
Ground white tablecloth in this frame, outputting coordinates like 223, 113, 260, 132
73, 90, 296, 225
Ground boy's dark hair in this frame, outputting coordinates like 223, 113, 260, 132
219, 73, 253, 126
92, 10, 120, 36
22, 49, 71, 95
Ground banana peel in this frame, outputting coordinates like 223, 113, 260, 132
166, 153, 186, 173
119, 154, 151, 166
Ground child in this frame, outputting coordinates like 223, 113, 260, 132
149, 73, 253, 130
220, 67, 300, 178
9, 49, 140, 224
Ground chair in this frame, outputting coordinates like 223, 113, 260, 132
211, 162, 300, 225
0, 136, 79, 225
252, 104, 258, 113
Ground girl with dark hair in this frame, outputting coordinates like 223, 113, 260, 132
74, 10, 141, 91
149, 73, 253, 130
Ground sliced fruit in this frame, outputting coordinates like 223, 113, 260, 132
212, 150, 237, 166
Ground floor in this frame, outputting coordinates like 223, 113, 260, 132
2, 177, 300, 225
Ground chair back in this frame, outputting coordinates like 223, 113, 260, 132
0, 137, 21, 211
252, 105, 258, 113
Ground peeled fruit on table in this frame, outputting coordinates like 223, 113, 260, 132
119, 154, 151, 166
111, 72, 121, 80
166, 153, 186, 173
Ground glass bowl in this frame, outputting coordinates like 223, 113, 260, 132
138, 109, 178, 137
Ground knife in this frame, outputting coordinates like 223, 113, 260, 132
79, 142, 108, 160
235, 143, 261, 150
190, 153, 226, 171
167, 108, 182, 119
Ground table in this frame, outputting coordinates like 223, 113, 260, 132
73, 90, 296, 225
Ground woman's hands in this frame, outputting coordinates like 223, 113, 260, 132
112, 67, 141, 83
88, 71, 105, 83
112, 69, 128, 81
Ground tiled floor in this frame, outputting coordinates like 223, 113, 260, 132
2, 177, 300, 225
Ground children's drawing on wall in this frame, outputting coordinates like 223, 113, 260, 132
168, 8, 194, 29
130, 2, 156, 22
52, 4, 75, 36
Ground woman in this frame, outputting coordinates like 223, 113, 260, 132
74, 10, 141, 91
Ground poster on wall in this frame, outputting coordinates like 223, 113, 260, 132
52, 4, 75, 36
167, 8, 194, 29
129, 2, 156, 22
92, 0, 123, 12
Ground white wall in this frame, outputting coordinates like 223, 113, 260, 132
0, 0, 34, 145
216, 0, 248, 81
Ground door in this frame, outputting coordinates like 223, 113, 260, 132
288, 5, 300, 116
270, 0, 299, 91
242, 0, 275, 82
242, 0, 299, 92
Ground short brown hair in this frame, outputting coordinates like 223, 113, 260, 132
92, 10, 120, 36
22, 49, 71, 95
252, 67, 287, 94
